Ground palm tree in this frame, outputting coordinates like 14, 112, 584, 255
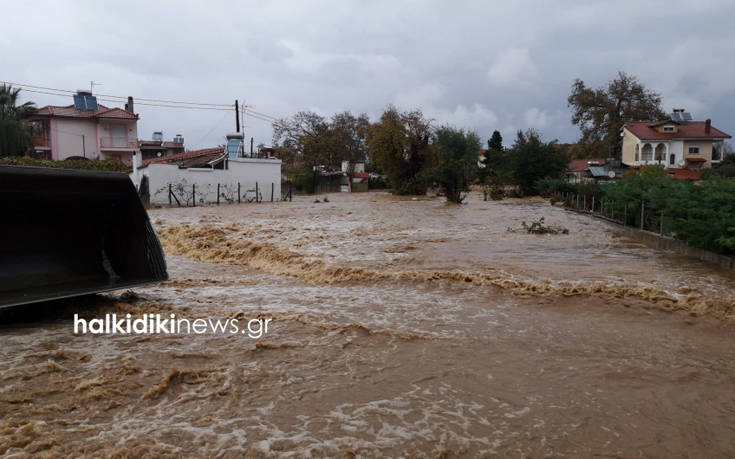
0, 84, 36, 157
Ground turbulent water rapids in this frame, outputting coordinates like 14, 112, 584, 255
2, 192, 735, 458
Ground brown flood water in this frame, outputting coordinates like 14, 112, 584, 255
2, 191, 735, 457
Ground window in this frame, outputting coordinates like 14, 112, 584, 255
669, 154, 676, 165
635, 152, 639, 161
688, 146, 700, 154
226, 138, 242, 158
713, 143, 722, 161
663, 126, 675, 132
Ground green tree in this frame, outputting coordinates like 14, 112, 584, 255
568, 72, 665, 159
487, 130, 503, 151
272, 111, 333, 169
702, 154, 735, 179
640, 164, 667, 178
432, 127, 481, 203
366, 106, 436, 195
0, 84, 36, 157
508, 130, 567, 195
478, 130, 505, 183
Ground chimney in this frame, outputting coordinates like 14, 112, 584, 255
125, 96, 134, 114
705, 119, 711, 134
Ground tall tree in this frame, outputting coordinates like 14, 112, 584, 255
479, 129, 505, 183
509, 129, 567, 195
0, 84, 36, 157
272, 111, 332, 168
568, 71, 665, 159
366, 106, 436, 195
432, 127, 481, 203
487, 130, 503, 151
330, 111, 370, 167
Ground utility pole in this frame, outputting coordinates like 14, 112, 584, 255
235, 100, 240, 132
82, 134, 86, 158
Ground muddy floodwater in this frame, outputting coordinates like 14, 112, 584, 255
2, 192, 735, 457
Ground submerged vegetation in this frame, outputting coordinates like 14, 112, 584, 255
507, 217, 569, 235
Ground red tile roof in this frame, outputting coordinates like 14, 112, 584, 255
568, 158, 607, 172
667, 168, 701, 180
34, 104, 138, 120
142, 147, 225, 168
685, 157, 707, 163
624, 121, 730, 140
352, 172, 370, 179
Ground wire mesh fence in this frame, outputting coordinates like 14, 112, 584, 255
560, 192, 668, 235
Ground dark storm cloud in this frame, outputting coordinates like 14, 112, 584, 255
3, 0, 734, 149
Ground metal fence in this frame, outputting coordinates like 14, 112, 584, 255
560, 192, 668, 235
161, 181, 287, 207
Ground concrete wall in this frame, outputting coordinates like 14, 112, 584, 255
621, 128, 637, 166
54, 118, 99, 160
566, 207, 735, 270
133, 157, 282, 205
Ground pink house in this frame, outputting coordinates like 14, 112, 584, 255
30, 91, 139, 166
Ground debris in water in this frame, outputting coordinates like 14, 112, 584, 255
507, 217, 569, 235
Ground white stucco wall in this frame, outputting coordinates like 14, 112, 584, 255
54, 118, 99, 160
669, 141, 684, 168
133, 158, 282, 205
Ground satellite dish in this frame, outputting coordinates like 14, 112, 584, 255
608, 171, 616, 178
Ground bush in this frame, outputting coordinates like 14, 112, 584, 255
286, 164, 318, 193
368, 175, 389, 189
536, 178, 575, 197
604, 174, 735, 254
0, 155, 130, 172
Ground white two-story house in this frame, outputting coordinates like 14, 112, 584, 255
29, 90, 140, 166
621, 109, 730, 171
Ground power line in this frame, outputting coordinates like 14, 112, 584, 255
2, 80, 233, 110
4, 79, 285, 121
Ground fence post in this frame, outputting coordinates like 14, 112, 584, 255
217, 183, 220, 205
168, 183, 172, 206
576, 193, 579, 209
192, 184, 196, 207
256, 182, 259, 203
271, 182, 274, 202
640, 202, 645, 230
238, 182, 241, 203
660, 211, 664, 235
623, 203, 627, 226
592, 195, 595, 214
583, 194, 586, 211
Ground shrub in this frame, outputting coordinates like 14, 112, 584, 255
0, 155, 130, 172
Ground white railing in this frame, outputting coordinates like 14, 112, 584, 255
100, 137, 137, 149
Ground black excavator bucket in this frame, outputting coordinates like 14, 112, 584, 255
0, 166, 168, 309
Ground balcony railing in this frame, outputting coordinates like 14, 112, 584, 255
100, 137, 138, 149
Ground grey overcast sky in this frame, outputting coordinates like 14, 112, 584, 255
3, 0, 734, 150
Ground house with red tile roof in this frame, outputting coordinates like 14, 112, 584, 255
29, 90, 140, 166
621, 109, 731, 173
